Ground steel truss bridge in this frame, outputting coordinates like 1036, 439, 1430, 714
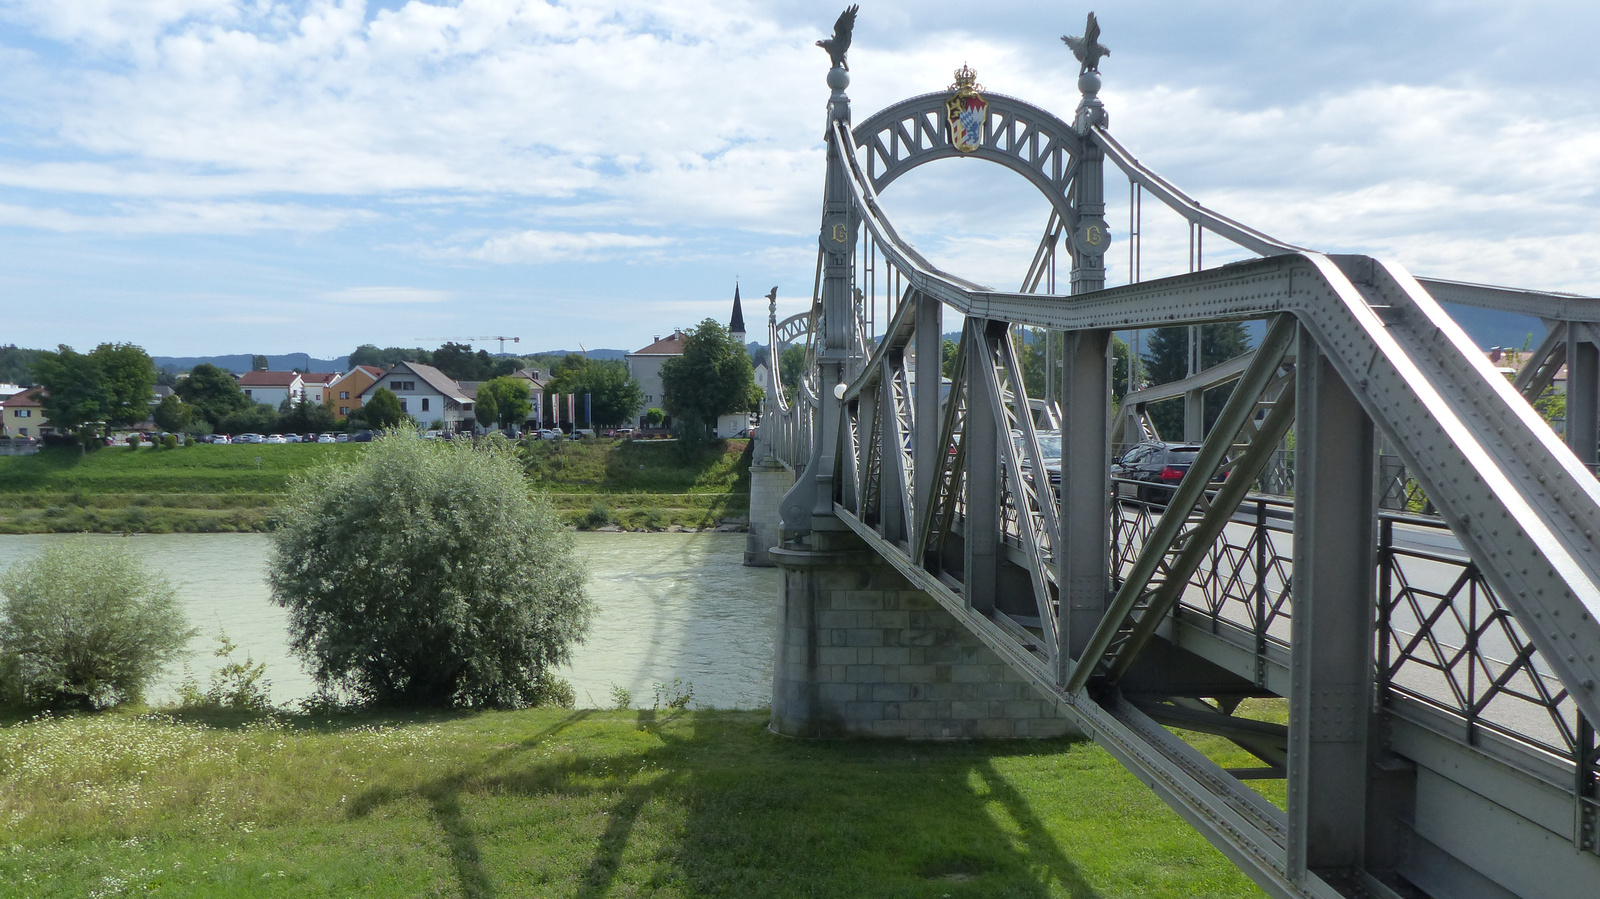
763, 43, 1600, 899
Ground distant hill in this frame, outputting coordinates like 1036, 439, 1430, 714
153, 354, 348, 374
528, 348, 629, 361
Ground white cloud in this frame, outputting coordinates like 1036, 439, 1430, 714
0, 199, 363, 233
321, 286, 451, 304
464, 229, 673, 264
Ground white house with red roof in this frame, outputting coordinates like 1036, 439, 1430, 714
298, 371, 339, 405
237, 371, 304, 409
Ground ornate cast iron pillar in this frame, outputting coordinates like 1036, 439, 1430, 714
780, 58, 856, 540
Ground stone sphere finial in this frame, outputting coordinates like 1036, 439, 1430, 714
1078, 70, 1101, 97
827, 65, 850, 92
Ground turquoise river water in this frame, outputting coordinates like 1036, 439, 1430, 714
0, 531, 781, 709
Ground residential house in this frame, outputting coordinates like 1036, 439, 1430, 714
0, 388, 48, 438
358, 361, 475, 432
625, 330, 685, 429
324, 365, 384, 420
237, 371, 305, 409
461, 368, 549, 433
299, 371, 339, 405
626, 284, 755, 436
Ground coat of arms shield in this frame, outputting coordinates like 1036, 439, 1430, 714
945, 64, 986, 153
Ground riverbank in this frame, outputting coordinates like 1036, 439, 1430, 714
0, 439, 752, 533
0, 706, 1271, 898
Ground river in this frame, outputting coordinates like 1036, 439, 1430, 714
0, 531, 781, 710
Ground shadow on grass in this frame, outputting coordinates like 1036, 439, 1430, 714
344, 708, 1100, 899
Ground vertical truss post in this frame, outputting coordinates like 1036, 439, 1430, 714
964, 318, 1002, 615
1058, 329, 1112, 678
879, 352, 907, 543
1567, 324, 1599, 471
914, 292, 943, 523
1287, 326, 1376, 882
1184, 324, 1204, 442
1579, 713, 1599, 854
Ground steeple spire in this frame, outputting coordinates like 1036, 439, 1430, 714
730, 282, 747, 343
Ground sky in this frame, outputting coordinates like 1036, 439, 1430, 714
1, 0, 1597, 358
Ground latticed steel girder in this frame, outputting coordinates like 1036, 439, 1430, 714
767, 73, 1600, 898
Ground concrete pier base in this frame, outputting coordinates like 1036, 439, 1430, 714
744, 459, 793, 567
769, 528, 1077, 739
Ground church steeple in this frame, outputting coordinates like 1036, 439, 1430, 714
729, 282, 746, 345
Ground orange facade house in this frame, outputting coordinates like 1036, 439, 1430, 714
324, 365, 384, 420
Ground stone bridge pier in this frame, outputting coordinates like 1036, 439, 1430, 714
769, 528, 1076, 739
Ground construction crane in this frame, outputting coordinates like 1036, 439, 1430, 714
413, 336, 522, 354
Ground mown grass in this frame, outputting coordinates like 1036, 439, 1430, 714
0, 707, 1269, 898
0, 440, 753, 534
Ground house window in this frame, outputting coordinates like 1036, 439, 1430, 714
17, 428, 26, 436
421, 398, 430, 412
244, 389, 252, 397
15, 410, 28, 418
339, 406, 349, 415
399, 399, 408, 413
340, 391, 349, 400
390, 380, 415, 391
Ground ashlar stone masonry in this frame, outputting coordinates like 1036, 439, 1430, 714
769, 529, 1076, 739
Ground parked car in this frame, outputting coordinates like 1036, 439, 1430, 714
571, 428, 596, 440
335, 433, 350, 443
316, 433, 337, 444
351, 430, 374, 443
1112, 441, 1206, 504
235, 433, 262, 444
283, 434, 301, 443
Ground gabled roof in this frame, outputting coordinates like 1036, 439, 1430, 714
1, 388, 43, 409
327, 365, 384, 390
238, 370, 303, 388
368, 361, 470, 402
630, 331, 686, 357
300, 372, 338, 385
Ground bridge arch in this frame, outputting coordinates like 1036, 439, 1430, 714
851, 91, 1082, 227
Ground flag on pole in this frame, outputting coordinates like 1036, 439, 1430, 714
568, 393, 575, 427
584, 393, 591, 426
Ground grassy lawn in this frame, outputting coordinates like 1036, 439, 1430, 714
0, 707, 1269, 898
0, 440, 752, 533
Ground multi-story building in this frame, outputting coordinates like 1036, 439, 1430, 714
625, 284, 754, 436
324, 365, 384, 420
0, 388, 47, 438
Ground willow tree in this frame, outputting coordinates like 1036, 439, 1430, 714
267, 434, 589, 708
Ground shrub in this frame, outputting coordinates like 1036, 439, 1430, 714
580, 501, 614, 529
0, 540, 196, 709
267, 433, 590, 708
162, 434, 179, 450
176, 630, 272, 711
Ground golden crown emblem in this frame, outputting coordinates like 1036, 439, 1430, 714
950, 64, 983, 95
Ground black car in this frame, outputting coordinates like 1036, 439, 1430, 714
1111, 442, 1205, 504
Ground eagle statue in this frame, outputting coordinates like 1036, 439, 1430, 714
816, 5, 859, 71
1061, 11, 1109, 74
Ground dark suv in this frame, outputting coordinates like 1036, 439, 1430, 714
1112, 442, 1205, 504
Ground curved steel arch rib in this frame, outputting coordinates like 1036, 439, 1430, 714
852, 91, 1083, 225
